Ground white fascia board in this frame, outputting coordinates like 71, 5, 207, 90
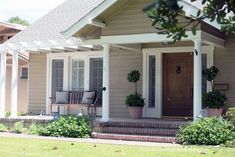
63, 0, 118, 38
88, 19, 106, 28
84, 31, 202, 45
178, 1, 221, 30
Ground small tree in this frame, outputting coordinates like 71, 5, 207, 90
126, 70, 144, 107
8, 16, 30, 26
127, 70, 140, 93
202, 66, 227, 109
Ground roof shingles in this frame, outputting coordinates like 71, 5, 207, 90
7, 0, 104, 44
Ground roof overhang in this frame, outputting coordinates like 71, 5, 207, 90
63, 0, 118, 38
0, 30, 225, 55
63, 0, 223, 39
0, 21, 26, 31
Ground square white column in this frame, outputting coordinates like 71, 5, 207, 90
0, 51, 7, 118
101, 44, 110, 122
193, 39, 202, 120
10, 50, 19, 118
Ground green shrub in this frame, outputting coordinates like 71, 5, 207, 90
11, 121, 27, 134
226, 107, 235, 126
224, 139, 235, 148
0, 124, 8, 132
27, 123, 40, 135
177, 117, 235, 145
40, 115, 91, 138
126, 92, 145, 107
202, 91, 227, 109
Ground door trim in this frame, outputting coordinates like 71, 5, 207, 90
142, 46, 214, 118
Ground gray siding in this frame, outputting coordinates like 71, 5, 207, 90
214, 37, 235, 107
28, 54, 47, 114
110, 49, 143, 118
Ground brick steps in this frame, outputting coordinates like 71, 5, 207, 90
102, 127, 178, 136
101, 121, 187, 129
92, 132, 177, 143
92, 120, 188, 143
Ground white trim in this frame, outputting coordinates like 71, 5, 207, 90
0, 51, 7, 118
88, 20, 106, 28
63, 0, 118, 38
142, 46, 214, 118
46, 51, 103, 114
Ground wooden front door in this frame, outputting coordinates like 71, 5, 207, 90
163, 53, 193, 117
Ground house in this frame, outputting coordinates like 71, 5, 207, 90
0, 0, 233, 122
0, 21, 28, 117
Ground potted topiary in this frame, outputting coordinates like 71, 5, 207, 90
126, 70, 145, 119
202, 66, 228, 117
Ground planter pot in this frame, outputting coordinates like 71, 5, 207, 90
207, 108, 223, 117
128, 107, 143, 119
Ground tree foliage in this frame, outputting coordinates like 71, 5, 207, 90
8, 16, 30, 26
144, 0, 235, 42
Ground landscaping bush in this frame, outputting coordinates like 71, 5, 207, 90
11, 121, 27, 134
177, 117, 235, 145
226, 107, 235, 126
0, 124, 8, 132
39, 115, 91, 138
27, 123, 40, 135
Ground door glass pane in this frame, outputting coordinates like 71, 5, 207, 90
149, 56, 156, 108
202, 54, 207, 94
90, 58, 103, 106
51, 60, 64, 101
71, 59, 85, 91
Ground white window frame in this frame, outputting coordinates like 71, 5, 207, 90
142, 45, 214, 118
46, 51, 103, 114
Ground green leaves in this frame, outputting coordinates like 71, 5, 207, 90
178, 117, 235, 145
144, 0, 235, 42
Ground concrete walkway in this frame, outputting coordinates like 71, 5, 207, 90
0, 132, 180, 147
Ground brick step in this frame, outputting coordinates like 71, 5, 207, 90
92, 132, 177, 143
101, 127, 179, 136
100, 121, 187, 129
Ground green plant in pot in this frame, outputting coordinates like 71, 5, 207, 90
202, 66, 227, 117
126, 70, 145, 119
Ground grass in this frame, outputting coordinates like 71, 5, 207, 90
0, 137, 234, 157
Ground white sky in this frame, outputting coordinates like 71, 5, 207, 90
0, 0, 66, 23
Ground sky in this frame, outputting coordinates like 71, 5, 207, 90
0, 0, 66, 23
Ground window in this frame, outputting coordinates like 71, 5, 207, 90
51, 59, 64, 99
90, 58, 103, 106
148, 56, 156, 108
202, 54, 208, 94
71, 59, 85, 91
20, 67, 28, 79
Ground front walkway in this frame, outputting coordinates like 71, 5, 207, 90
0, 132, 179, 147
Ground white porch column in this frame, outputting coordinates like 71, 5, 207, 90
193, 39, 202, 120
0, 51, 7, 118
101, 44, 110, 122
10, 50, 19, 118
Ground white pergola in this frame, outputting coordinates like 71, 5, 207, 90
0, 30, 224, 120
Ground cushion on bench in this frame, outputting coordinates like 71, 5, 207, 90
55, 91, 69, 104
81, 91, 95, 104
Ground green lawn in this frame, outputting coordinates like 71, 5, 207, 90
0, 137, 234, 157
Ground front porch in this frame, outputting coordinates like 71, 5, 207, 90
0, 31, 224, 121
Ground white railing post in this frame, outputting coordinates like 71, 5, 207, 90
193, 39, 202, 120
10, 50, 19, 118
0, 51, 7, 118
101, 44, 110, 122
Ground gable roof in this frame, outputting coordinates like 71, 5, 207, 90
7, 0, 104, 44
0, 21, 26, 32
